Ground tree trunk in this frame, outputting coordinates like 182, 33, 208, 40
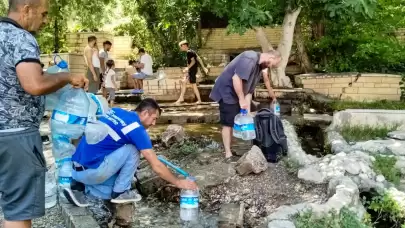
294, 19, 313, 73
273, 7, 302, 88
254, 27, 274, 52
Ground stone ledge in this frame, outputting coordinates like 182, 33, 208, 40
296, 72, 401, 79
331, 109, 405, 129
59, 203, 100, 228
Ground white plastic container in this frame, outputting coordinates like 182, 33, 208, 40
180, 177, 199, 221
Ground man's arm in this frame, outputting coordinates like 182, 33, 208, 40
232, 75, 245, 102
187, 57, 196, 69
16, 62, 70, 96
141, 149, 182, 185
85, 48, 98, 81
262, 68, 276, 101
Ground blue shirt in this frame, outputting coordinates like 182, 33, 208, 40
72, 108, 153, 169
209, 51, 262, 104
0, 17, 44, 130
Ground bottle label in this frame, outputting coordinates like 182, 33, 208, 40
88, 94, 103, 116
52, 134, 70, 144
233, 123, 241, 131
55, 157, 72, 168
180, 196, 199, 209
241, 123, 255, 131
52, 110, 88, 126
58, 176, 72, 185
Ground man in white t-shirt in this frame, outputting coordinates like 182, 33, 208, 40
133, 48, 153, 93
99, 40, 112, 98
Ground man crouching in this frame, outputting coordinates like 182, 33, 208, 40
64, 98, 197, 205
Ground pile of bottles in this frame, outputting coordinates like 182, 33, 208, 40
44, 55, 109, 208
233, 109, 256, 140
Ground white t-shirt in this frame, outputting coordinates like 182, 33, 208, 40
99, 50, 109, 66
104, 69, 116, 88
140, 53, 153, 75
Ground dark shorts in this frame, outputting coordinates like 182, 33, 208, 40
219, 101, 241, 127
0, 128, 46, 221
188, 70, 197, 84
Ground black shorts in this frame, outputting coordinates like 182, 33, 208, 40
219, 101, 241, 127
0, 128, 46, 221
188, 70, 197, 84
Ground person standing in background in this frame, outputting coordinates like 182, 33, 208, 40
0, 0, 88, 227
133, 48, 153, 94
209, 50, 280, 162
175, 40, 209, 104
99, 40, 112, 98
104, 60, 118, 107
84, 36, 101, 94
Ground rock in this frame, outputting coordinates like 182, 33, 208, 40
388, 131, 405, 140
218, 203, 244, 228
325, 130, 351, 153
192, 162, 236, 189
114, 203, 134, 227
376, 175, 386, 182
282, 120, 318, 166
267, 220, 296, 228
161, 124, 185, 147
298, 166, 327, 184
387, 187, 405, 212
351, 139, 405, 156
235, 146, 268, 176
266, 204, 309, 222
140, 176, 168, 195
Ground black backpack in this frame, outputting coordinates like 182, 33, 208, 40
253, 108, 288, 163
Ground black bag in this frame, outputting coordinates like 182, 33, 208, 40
253, 108, 288, 163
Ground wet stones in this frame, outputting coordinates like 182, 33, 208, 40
161, 124, 186, 147
218, 203, 244, 228
235, 146, 268, 176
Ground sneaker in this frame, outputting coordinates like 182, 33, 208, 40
111, 190, 142, 204
63, 188, 90, 207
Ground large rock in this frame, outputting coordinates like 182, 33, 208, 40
161, 124, 186, 147
235, 146, 268, 176
282, 120, 318, 166
351, 139, 405, 156
388, 131, 405, 140
325, 130, 351, 153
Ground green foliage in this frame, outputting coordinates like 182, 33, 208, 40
339, 124, 398, 142
294, 207, 371, 228
373, 155, 402, 185
307, 0, 405, 80
362, 192, 405, 227
282, 157, 301, 174
330, 100, 405, 111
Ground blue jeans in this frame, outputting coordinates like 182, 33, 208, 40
72, 144, 140, 200
132, 72, 148, 80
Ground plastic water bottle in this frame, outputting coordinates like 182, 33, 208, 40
85, 121, 109, 144
180, 177, 199, 221
51, 87, 90, 199
45, 164, 57, 209
273, 100, 280, 116
233, 113, 242, 139
239, 109, 256, 140
87, 93, 110, 122
45, 55, 72, 111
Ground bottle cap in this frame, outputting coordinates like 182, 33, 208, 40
57, 60, 68, 69
241, 109, 247, 114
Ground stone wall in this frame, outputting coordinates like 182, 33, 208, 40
201, 27, 282, 50
295, 73, 402, 101
65, 32, 132, 61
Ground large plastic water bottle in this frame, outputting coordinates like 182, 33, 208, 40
51, 87, 90, 199
180, 177, 199, 221
45, 164, 57, 209
273, 100, 280, 116
233, 113, 242, 139
45, 55, 72, 111
239, 109, 256, 140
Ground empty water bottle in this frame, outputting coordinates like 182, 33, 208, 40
51, 87, 90, 199
233, 112, 242, 139
273, 100, 280, 116
87, 93, 110, 122
180, 177, 199, 221
45, 55, 72, 111
239, 109, 256, 140
85, 121, 109, 144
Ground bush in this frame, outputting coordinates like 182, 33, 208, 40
294, 207, 371, 228
339, 125, 397, 142
373, 155, 402, 185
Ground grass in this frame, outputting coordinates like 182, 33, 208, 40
330, 100, 405, 111
339, 124, 398, 142
294, 207, 371, 228
373, 155, 402, 185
